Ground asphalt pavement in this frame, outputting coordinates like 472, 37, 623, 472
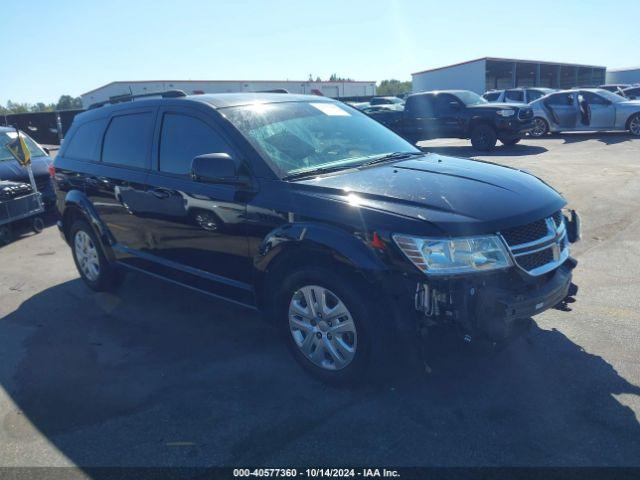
0, 133, 639, 469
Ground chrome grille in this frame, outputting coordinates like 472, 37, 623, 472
499, 211, 569, 276
501, 218, 548, 246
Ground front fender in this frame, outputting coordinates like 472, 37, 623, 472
255, 221, 388, 277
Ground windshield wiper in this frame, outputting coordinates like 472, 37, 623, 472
282, 164, 358, 181
359, 151, 425, 167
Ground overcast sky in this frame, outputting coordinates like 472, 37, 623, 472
2, 0, 638, 105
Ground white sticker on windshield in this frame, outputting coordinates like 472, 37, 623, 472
6, 132, 18, 139
310, 103, 350, 116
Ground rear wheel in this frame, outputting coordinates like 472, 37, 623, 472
530, 117, 549, 137
628, 113, 640, 136
275, 266, 384, 385
70, 219, 122, 291
470, 124, 497, 151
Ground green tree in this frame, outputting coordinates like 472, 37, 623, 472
329, 73, 354, 82
377, 79, 412, 96
55, 95, 83, 110
31, 102, 55, 112
4, 100, 30, 114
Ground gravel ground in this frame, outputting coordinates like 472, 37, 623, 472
0, 132, 639, 469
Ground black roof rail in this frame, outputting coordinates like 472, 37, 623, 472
88, 89, 187, 109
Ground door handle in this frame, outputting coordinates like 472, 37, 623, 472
150, 187, 174, 199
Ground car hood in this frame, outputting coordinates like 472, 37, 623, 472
0, 155, 51, 182
291, 153, 565, 236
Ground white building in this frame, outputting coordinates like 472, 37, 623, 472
606, 67, 640, 85
81, 80, 376, 108
412, 57, 607, 94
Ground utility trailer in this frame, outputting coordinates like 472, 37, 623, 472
0, 181, 45, 245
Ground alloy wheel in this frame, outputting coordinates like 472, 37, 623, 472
531, 118, 548, 137
74, 230, 100, 282
630, 116, 640, 136
288, 285, 357, 371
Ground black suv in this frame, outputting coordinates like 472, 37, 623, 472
367, 90, 535, 150
54, 91, 579, 384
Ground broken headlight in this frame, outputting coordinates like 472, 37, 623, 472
393, 234, 512, 275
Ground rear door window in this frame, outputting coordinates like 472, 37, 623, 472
102, 112, 154, 169
159, 113, 232, 175
579, 91, 609, 105
547, 93, 574, 106
505, 90, 525, 102
483, 92, 500, 102
526, 90, 545, 102
64, 119, 106, 161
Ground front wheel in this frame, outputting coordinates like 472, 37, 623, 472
70, 219, 123, 291
530, 117, 549, 137
628, 113, 640, 136
275, 267, 384, 385
470, 125, 497, 151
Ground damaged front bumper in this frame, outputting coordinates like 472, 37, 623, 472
385, 257, 578, 343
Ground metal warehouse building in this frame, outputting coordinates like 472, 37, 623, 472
606, 67, 640, 85
81, 80, 376, 109
412, 57, 606, 94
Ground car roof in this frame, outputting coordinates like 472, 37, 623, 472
410, 90, 474, 97
190, 93, 335, 108
73, 92, 339, 124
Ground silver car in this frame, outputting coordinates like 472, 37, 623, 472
529, 88, 640, 137
483, 87, 555, 104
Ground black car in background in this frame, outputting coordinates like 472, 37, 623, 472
53, 92, 579, 384
367, 90, 535, 150
369, 96, 405, 107
0, 127, 56, 209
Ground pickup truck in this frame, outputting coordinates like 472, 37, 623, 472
367, 90, 535, 150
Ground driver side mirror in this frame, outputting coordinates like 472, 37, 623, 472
191, 153, 240, 185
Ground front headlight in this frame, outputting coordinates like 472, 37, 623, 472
496, 109, 516, 117
393, 234, 513, 275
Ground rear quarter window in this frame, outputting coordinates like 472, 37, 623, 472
64, 119, 107, 161
102, 112, 154, 169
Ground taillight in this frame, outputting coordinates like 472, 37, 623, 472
48, 163, 55, 177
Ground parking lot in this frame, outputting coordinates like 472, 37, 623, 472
0, 133, 639, 469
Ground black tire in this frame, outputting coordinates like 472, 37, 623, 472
530, 117, 549, 137
0, 225, 12, 246
32, 216, 45, 233
470, 124, 497, 151
627, 113, 640, 136
500, 136, 521, 146
69, 219, 123, 292
274, 266, 386, 386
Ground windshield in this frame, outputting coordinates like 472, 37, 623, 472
593, 89, 626, 103
221, 101, 418, 177
453, 91, 488, 106
0, 131, 48, 162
